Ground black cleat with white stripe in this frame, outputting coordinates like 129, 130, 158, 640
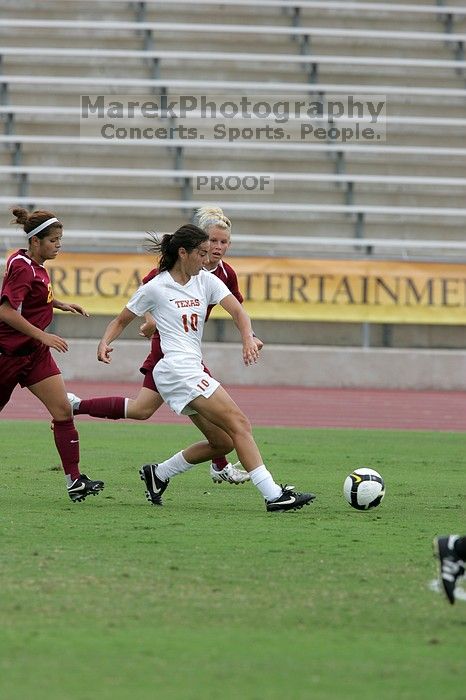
139, 463, 169, 506
68, 474, 104, 503
434, 535, 465, 605
266, 485, 316, 513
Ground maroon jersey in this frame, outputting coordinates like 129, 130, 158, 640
0, 249, 53, 354
140, 260, 243, 375
205, 260, 243, 321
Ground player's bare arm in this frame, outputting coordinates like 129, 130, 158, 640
97, 307, 137, 363
0, 299, 68, 352
220, 294, 259, 366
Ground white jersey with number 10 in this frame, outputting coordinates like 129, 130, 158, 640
126, 269, 231, 361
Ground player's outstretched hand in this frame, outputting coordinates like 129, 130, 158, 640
243, 338, 259, 366
62, 303, 89, 316
42, 332, 68, 353
97, 341, 113, 364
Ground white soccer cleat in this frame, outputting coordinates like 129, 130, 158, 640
210, 461, 250, 484
67, 392, 82, 414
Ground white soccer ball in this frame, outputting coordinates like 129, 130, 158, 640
343, 467, 385, 510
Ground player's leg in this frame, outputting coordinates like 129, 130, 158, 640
127, 387, 164, 419
139, 414, 233, 505
189, 387, 315, 511
70, 371, 164, 420
145, 385, 315, 512
191, 387, 262, 469
70, 386, 164, 420
28, 373, 104, 502
69, 391, 126, 419
201, 361, 249, 483
434, 535, 466, 604
0, 356, 20, 413
187, 413, 235, 462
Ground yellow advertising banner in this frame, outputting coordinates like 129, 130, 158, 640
43, 253, 466, 324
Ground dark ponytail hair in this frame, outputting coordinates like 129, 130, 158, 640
145, 224, 208, 272
10, 207, 63, 240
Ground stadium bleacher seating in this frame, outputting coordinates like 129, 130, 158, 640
0, 0, 465, 254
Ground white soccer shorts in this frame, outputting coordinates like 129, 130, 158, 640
153, 356, 220, 416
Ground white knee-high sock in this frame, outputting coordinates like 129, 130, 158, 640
155, 451, 196, 481
249, 465, 282, 501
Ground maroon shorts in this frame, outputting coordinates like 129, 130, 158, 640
0, 343, 61, 411
142, 367, 158, 392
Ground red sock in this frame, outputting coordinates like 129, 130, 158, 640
212, 456, 228, 471
76, 397, 126, 419
53, 418, 80, 481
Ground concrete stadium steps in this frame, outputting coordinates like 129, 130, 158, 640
1, 166, 463, 210
0, 1, 136, 21
1, 130, 463, 169
0, 182, 17, 198
0, 32, 295, 55
2, 200, 458, 239
22, 209, 358, 241
2, 61, 153, 82
3, 89, 465, 124
353, 188, 466, 209
21, 181, 183, 203
6, 108, 466, 140
182, 154, 337, 174
22, 0, 448, 34
13, 64, 460, 89
347, 160, 466, 178
7, 112, 464, 151
0, 34, 146, 52
5, 143, 177, 171
2, 7, 464, 58
6, 104, 466, 134
362, 219, 466, 243
144, 4, 462, 34
2, 184, 463, 216
1, 141, 465, 209
314, 67, 463, 89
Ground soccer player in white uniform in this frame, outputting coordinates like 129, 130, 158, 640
96, 223, 315, 512
67, 205, 255, 485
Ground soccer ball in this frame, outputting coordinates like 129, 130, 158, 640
343, 467, 385, 510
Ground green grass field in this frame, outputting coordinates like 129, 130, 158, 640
0, 420, 464, 700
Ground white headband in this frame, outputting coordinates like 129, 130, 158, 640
27, 217, 59, 239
